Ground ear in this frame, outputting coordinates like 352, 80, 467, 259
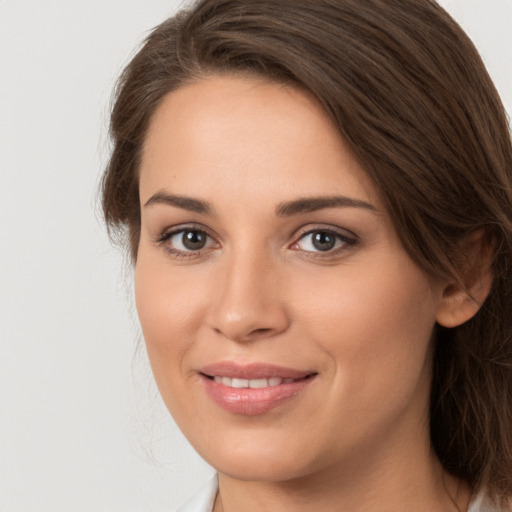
436, 230, 494, 328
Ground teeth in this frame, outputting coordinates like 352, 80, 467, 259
249, 378, 268, 389
232, 378, 249, 388
211, 376, 298, 388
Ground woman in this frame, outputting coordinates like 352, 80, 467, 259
101, 0, 512, 510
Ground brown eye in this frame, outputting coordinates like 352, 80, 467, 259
181, 230, 207, 250
311, 231, 336, 251
295, 229, 356, 253
166, 229, 214, 252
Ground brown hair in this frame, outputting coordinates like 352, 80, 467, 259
101, 0, 512, 505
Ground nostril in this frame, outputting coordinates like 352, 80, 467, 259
252, 328, 271, 334
247, 327, 275, 338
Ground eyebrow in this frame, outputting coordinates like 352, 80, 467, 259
144, 191, 215, 215
143, 191, 377, 217
275, 196, 377, 217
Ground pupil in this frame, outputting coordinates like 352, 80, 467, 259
182, 230, 206, 250
312, 231, 335, 251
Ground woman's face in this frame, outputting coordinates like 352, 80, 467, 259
136, 75, 446, 482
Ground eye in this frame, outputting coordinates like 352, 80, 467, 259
171, 229, 209, 251
158, 227, 217, 256
294, 229, 355, 253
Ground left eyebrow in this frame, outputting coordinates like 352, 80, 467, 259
275, 195, 378, 217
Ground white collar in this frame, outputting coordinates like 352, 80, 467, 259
175, 475, 218, 512
467, 488, 500, 512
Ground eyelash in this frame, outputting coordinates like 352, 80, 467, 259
155, 225, 358, 260
155, 224, 217, 259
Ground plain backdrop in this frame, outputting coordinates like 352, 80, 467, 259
0, 1, 510, 511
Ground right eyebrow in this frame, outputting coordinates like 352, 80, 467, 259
143, 191, 215, 216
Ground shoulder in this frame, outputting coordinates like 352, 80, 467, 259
173, 475, 219, 512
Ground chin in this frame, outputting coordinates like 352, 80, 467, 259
192, 432, 327, 483
211, 457, 311, 483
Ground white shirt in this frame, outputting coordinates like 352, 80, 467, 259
175, 476, 218, 512
174, 476, 501, 512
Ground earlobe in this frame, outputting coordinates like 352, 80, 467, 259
436, 230, 494, 328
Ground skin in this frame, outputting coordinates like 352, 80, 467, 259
135, 75, 473, 511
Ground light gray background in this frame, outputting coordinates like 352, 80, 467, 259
1, 1, 511, 511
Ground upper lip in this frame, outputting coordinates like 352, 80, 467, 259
199, 361, 315, 380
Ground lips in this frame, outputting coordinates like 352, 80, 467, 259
199, 362, 317, 415
200, 361, 313, 380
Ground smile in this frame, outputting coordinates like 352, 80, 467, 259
199, 362, 317, 415
211, 376, 297, 388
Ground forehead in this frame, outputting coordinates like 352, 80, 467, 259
139, 74, 378, 207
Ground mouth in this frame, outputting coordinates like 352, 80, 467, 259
198, 362, 318, 415
203, 375, 314, 388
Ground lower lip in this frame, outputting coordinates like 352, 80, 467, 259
201, 375, 315, 416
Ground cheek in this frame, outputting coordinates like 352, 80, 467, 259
134, 254, 207, 378
134, 254, 216, 429
292, 255, 438, 397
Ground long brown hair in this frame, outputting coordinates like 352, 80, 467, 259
101, 0, 512, 505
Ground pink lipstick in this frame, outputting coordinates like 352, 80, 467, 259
199, 362, 317, 415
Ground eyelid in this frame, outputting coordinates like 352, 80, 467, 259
291, 223, 357, 241
290, 224, 358, 254
156, 222, 210, 240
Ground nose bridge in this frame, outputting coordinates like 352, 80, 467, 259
207, 243, 289, 341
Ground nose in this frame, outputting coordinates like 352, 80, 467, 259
206, 251, 290, 343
